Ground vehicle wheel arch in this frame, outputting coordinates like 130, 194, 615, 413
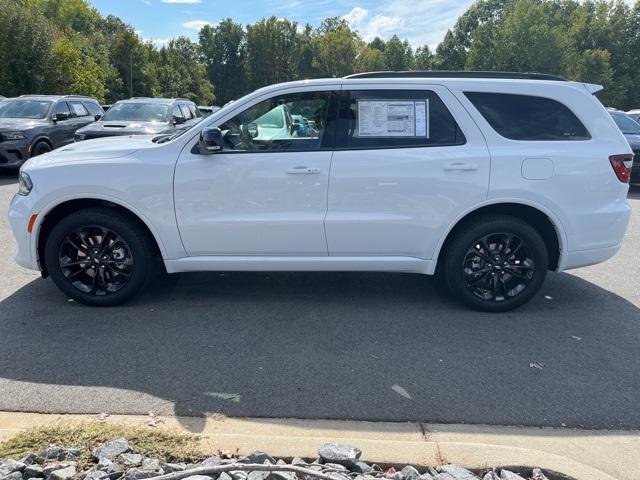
36, 197, 166, 275
31, 136, 53, 150
434, 201, 565, 273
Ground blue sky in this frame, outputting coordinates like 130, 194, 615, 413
90, 0, 477, 49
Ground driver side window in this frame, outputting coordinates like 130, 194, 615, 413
217, 91, 338, 152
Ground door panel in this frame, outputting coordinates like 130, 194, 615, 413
326, 85, 491, 259
174, 88, 339, 256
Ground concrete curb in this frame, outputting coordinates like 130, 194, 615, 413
0, 412, 637, 480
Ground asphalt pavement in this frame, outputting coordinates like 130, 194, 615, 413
1, 169, 639, 432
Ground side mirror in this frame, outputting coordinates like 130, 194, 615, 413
196, 127, 223, 155
290, 122, 300, 134
173, 115, 186, 125
53, 112, 70, 122
94, 114, 102, 121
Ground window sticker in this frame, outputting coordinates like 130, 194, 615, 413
357, 100, 429, 138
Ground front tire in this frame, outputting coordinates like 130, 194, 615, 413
31, 140, 52, 157
44, 207, 156, 306
441, 215, 549, 312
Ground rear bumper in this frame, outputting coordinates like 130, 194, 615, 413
560, 243, 623, 271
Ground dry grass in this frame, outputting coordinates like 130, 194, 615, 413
0, 423, 206, 470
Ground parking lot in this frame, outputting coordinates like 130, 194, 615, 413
0, 168, 639, 432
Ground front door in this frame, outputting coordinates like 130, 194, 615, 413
49, 101, 76, 148
174, 88, 339, 256
325, 85, 491, 260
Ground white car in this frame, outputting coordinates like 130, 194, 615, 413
9, 72, 633, 311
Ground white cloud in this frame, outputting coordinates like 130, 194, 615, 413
145, 37, 172, 47
140, 0, 151, 5
342, 6, 368, 25
182, 20, 211, 30
341, 1, 475, 48
161, 0, 202, 3
342, 6, 404, 42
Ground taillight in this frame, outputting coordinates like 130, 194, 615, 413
609, 154, 634, 183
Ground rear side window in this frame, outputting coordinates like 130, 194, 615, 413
179, 104, 193, 120
338, 90, 465, 149
189, 103, 200, 118
83, 101, 103, 117
465, 92, 590, 141
69, 101, 89, 117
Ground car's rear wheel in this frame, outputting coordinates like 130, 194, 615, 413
44, 207, 156, 306
440, 215, 549, 312
31, 140, 52, 157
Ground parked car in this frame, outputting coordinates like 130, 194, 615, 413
74, 98, 201, 141
609, 110, 640, 182
198, 105, 221, 117
0, 94, 102, 169
626, 109, 640, 124
10, 72, 633, 311
0, 95, 5, 100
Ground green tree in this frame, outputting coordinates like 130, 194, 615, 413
245, 17, 298, 89
355, 47, 386, 72
313, 17, 362, 77
199, 19, 246, 105
414, 45, 433, 70
383, 35, 414, 70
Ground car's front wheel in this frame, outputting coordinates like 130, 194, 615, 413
440, 214, 549, 312
44, 207, 156, 306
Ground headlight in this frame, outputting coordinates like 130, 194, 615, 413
18, 171, 33, 196
2, 132, 26, 141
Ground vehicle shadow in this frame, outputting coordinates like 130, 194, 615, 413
0, 169, 17, 186
0, 270, 639, 433
628, 183, 640, 199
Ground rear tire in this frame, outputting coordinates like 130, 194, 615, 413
440, 214, 548, 312
44, 207, 157, 306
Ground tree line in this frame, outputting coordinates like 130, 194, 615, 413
0, 0, 639, 109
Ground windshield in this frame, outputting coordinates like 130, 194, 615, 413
611, 112, 640, 135
0, 99, 51, 119
102, 102, 169, 123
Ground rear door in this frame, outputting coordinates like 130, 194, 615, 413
325, 84, 490, 260
49, 101, 76, 148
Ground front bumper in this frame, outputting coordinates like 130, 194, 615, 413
0, 140, 30, 168
8, 192, 39, 271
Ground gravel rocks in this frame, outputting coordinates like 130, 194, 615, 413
318, 444, 362, 469
93, 439, 131, 460
0, 438, 565, 480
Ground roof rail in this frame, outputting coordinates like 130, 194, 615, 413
62, 94, 93, 99
344, 70, 568, 81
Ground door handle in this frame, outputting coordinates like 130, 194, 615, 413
444, 162, 479, 171
286, 166, 320, 174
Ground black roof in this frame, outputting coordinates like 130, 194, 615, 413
344, 71, 568, 81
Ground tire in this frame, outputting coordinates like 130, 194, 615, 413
31, 140, 52, 157
44, 207, 157, 306
440, 214, 549, 312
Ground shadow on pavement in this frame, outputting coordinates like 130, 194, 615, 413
0, 270, 639, 433
0, 170, 17, 187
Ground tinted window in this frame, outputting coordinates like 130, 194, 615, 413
189, 104, 200, 118
179, 104, 193, 120
217, 91, 338, 152
338, 90, 465, 149
53, 101, 71, 117
69, 101, 89, 117
0, 100, 52, 119
83, 101, 103, 117
172, 104, 182, 119
465, 92, 590, 141
610, 112, 640, 135
102, 102, 169, 122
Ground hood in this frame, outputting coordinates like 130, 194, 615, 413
77, 120, 170, 135
0, 117, 46, 131
23, 135, 156, 169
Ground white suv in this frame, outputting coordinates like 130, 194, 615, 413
9, 72, 633, 311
